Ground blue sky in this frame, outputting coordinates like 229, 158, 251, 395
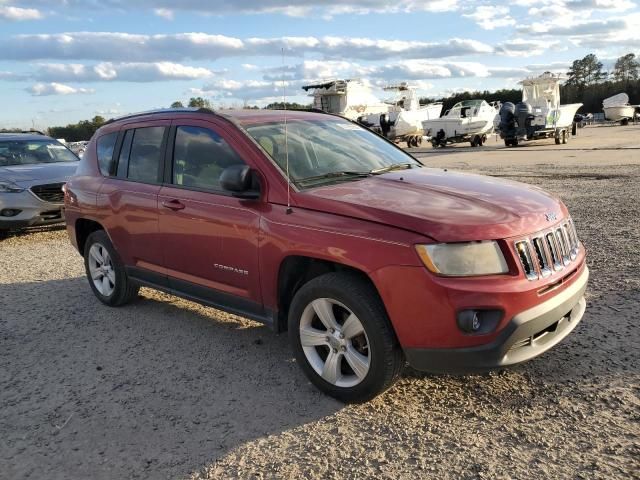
1, 0, 639, 129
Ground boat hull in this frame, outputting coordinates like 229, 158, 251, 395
422, 117, 494, 138
604, 105, 636, 121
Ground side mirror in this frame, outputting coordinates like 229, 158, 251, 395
220, 165, 260, 199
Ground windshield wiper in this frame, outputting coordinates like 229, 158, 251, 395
297, 170, 372, 185
369, 163, 416, 175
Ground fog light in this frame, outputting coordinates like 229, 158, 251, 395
0, 208, 21, 217
457, 309, 502, 335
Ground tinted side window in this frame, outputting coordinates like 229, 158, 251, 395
127, 127, 165, 183
173, 126, 245, 191
96, 132, 118, 176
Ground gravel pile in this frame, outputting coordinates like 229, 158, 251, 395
1, 130, 638, 479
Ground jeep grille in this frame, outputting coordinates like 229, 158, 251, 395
514, 219, 580, 281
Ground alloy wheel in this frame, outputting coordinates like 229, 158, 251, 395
299, 298, 371, 388
88, 243, 116, 297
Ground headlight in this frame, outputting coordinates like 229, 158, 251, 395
0, 181, 25, 193
415, 241, 509, 276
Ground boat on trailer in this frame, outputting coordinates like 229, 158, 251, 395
357, 83, 442, 147
497, 72, 582, 147
301, 79, 388, 121
422, 99, 499, 148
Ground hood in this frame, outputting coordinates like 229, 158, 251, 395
0, 162, 79, 185
297, 168, 567, 242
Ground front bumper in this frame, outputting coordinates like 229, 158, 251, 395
0, 190, 65, 230
404, 265, 589, 373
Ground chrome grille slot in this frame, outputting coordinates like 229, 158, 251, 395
532, 236, 551, 278
555, 228, 570, 266
515, 240, 538, 280
563, 223, 577, 260
545, 232, 563, 271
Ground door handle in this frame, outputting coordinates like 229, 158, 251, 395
161, 199, 186, 211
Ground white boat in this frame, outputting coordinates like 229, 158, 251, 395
359, 83, 443, 146
498, 72, 582, 146
301, 79, 388, 121
603, 93, 637, 122
521, 72, 582, 129
422, 99, 499, 147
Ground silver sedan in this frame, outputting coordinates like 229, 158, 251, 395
0, 133, 79, 235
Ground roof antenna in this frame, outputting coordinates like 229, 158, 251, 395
282, 47, 292, 215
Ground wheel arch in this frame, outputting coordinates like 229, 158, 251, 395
275, 255, 386, 333
75, 218, 105, 256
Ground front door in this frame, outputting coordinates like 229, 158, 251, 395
158, 120, 263, 315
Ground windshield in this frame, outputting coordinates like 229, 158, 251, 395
0, 139, 78, 167
244, 118, 421, 187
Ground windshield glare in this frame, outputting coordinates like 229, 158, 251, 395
245, 118, 420, 187
0, 140, 78, 167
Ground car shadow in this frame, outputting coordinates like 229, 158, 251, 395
0, 277, 342, 480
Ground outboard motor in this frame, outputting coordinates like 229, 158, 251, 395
515, 102, 534, 132
379, 113, 392, 138
498, 102, 516, 137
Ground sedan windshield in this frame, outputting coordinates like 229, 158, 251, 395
244, 118, 421, 187
0, 140, 78, 167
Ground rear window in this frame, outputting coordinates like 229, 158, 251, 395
96, 132, 118, 176
126, 127, 165, 184
0, 139, 78, 167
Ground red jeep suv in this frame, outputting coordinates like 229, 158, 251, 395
64, 108, 588, 402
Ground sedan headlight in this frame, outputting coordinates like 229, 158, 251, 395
415, 241, 508, 276
0, 181, 25, 193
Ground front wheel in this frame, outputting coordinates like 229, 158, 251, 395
84, 230, 139, 306
288, 272, 404, 403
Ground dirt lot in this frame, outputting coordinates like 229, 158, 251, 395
1, 124, 638, 479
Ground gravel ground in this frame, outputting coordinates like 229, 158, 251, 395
1, 125, 639, 479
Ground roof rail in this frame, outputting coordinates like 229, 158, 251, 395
20, 130, 46, 135
104, 107, 216, 125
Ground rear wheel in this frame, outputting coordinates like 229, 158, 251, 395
84, 230, 139, 306
288, 272, 404, 403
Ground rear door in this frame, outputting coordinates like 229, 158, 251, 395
97, 121, 169, 281
158, 119, 264, 314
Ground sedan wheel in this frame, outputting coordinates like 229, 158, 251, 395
299, 298, 370, 388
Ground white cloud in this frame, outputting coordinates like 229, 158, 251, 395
518, 18, 627, 36
34, 62, 215, 82
0, 5, 43, 20
495, 38, 562, 56
153, 8, 173, 20
0, 32, 493, 62
11, 0, 460, 17
464, 5, 516, 30
28, 82, 94, 96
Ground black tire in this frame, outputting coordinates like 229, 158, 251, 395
0, 229, 8, 240
555, 136, 561, 145
621, 118, 629, 126
83, 230, 139, 307
288, 272, 404, 403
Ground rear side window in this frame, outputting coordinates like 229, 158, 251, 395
172, 126, 245, 191
96, 132, 118, 176
126, 127, 165, 184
